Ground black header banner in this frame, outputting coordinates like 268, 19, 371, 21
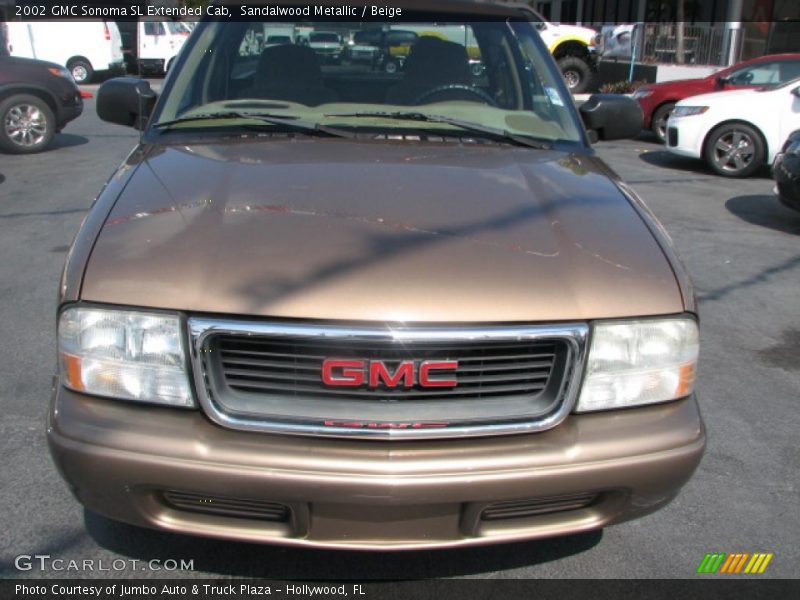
6, 0, 800, 22
6, 2, 494, 23
8, 2, 408, 22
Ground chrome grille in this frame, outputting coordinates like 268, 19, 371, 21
218, 337, 558, 400
189, 320, 588, 439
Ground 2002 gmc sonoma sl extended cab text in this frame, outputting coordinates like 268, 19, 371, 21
49, 0, 706, 549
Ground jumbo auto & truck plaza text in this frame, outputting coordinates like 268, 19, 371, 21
15, 584, 367, 597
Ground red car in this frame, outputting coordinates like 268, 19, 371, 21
634, 53, 800, 142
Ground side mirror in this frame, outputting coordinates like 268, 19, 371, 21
792, 86, 800, 98
97, 77, 157, 130
579, 94, 643, 141
716, 75, 730, 88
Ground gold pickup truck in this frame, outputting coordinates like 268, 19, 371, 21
50, 0, 703, 550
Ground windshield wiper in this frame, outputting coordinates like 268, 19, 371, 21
153, 111, 355, 139
324, 111, 552, 149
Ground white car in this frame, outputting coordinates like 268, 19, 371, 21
666, 77, 800, 177
307, 31, 343, 64
6, 21, 125, 84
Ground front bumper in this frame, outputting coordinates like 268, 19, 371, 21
665, 115, 707, 159
48, 387, 705, 550
57, 100, 83, 129
106, 60, 126, 75
773, 152, 800, 212
634, 94, 657, 129
587, 47, 601, 69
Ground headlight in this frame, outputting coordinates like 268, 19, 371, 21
632, 89, 653, 99
576, 317, 699, 412
58, 307, 193, 406
671, 106, 709, 117
48, 66, 74, 81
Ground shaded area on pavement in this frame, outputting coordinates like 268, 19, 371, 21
725, 194, 800, 236
638, 148, 773, 179
48, 134, 89, 151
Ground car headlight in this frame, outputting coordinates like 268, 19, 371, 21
576, 317, 699, 412
632, 89, 653, 99
48, 66, 74, 82
58, 306, 193, 407
671, 106, 709, 117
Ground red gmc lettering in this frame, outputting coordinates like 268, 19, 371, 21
321, 360, 364, 386
419, 360, 458, 387
321, 359, 458, 388
369, 361, 414, 388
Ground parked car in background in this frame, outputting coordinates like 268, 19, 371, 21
345, 29, 383, 65
117, 21, 191, 77
50, 2, 705, 550
5, 21, 125, 84
531, 19, 601, 94
773, 130, 800, 212
666, 77, 800, 177
634, 53, 800, 142
306, 31, 343, 64
265, 35, 293, 47
374, 29, 419, 73
601, 24, 634, 59
0, 55, 83, 153
373, 25, 478, 75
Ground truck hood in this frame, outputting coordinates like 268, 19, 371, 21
81, 139, 683, 322
547, 23, 596, 42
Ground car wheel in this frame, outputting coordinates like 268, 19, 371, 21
69, 59, 94, 84
651, 102, 675, 143
0, 94, 56, 154
557, 56, 591, 94
704, 123, 765, 178
384, 59, 400, 74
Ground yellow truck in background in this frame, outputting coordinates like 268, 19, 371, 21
535, 20, 602, 93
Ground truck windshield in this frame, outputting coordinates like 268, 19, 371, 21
155, 18, 584, 145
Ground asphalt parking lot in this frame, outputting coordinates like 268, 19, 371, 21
0, 90, 798, 580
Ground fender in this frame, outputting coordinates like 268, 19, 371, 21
0, 82, 57, 109
549, 36, 591, 56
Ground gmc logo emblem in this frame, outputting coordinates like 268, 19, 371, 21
321, 359, 458, 388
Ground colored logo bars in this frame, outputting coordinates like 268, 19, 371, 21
697, 552, 773, 574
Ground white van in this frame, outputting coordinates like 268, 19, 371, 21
5, 21, 125, 84
117, 21, 190, 76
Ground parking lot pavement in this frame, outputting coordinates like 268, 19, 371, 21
0, 104, 798, 580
